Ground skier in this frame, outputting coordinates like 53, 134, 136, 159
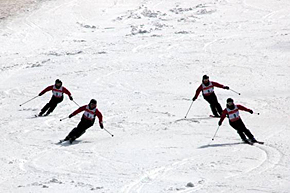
218, 98, 259, 145
192, 75, 229, 117
38, 79, 73, 116
61, 99, 104, 144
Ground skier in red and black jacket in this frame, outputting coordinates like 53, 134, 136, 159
38, 79, 73, 116
61, 99, 103, 144
192, 75, 229, 117
218, 98, 259, 144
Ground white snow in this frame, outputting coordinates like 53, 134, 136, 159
0, 0, 290, 192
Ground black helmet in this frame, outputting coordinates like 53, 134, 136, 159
202, 75, 209, 80
227, 98, 234, 103
55, 79, 62, 88
90, 99, 97, 104
55, 79, 62, 84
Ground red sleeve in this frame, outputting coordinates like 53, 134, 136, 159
212, 81, 225, 89
237, 104, 251, 113
39, 85, 53, 95
71, 105, 86, 116
193, 84, 202, 99
95, 109, 103, 123
219, 109, 227, 123
62, 87, 71, 96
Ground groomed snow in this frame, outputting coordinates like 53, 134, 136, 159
0, 0, 290, 192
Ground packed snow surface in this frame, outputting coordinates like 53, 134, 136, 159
0, 0, 290, 192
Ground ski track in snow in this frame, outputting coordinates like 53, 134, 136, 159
226, 143, 283, 179
121, 157, 205, 193
0, 0, 290, 192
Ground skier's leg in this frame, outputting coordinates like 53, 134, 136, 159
211, 93, 222, 116
210, 103, 219, 117
204, 95, 219, 117
230, 120, 248, 142
216, 102, 223, 116
237, 130, 248, 142
39, 103, 50, 116
64, 127, 79, 141
46, 97, 63, 115
39, 97, 54, 115
69, 130, 86, 143
71, 120, 94, 143
239, 121, 255, 141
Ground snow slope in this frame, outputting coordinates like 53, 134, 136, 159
0, 0, 290, 192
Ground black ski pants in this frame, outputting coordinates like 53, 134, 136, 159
203, 93, 222, 116
229, 119, 254, 141
65, 117, 95, 141
41, 96, 63, 115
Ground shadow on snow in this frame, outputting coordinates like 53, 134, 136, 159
198, 142, 244, 149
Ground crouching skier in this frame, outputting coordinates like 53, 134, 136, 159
38, 79, 73, 116
60, 99, 103, 144
192, 75, 229, 117
218, 98, 262, 145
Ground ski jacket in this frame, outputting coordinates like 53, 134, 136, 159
39, 85, 71, 98
193, 81, 225, 99
70, 105, 103, 123
219, 104, 252, 123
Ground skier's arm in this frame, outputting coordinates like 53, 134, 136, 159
95, 110, 104, 128
69, 105, 86, 118
237, 104, 253, 114
212, 81, 229, 90
62, 87, 73, 100
38, 85, 53, 96
192, 85, 202, 101
218, 109, 227, 125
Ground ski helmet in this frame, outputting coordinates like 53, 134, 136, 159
55, 79, 62, 88
90, 99, 97, 105
202, 75, 209, 80
55, 79, 62, 84
227, 98, 234, 103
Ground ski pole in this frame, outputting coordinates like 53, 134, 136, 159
229, 89, 241, 95
19, 96, 39, 106
103, 128, 114, 137
60, 117, 69, 121
72, 100, 80, 107
185, 101, 194, 118
212, 126, 220, 141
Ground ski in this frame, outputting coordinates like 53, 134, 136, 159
57, 139, 75, 145
34, 114, 49, 118
244, 140, 254, 145
209, 115, 220, 118
253, 141, 264, 145
32, 114, 43, 118
57, 140, 65, 144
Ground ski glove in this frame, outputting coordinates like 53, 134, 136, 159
218, 121, 222, 126
249, 110, 253, 114
192, 97, 197, 101
69, 95, 73, 100
100, 122, 104, 129
224, 86, 229, 90
38, 93, 43, 96
69, 114, 73, 118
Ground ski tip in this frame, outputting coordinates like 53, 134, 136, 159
209, 115, 220, 118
